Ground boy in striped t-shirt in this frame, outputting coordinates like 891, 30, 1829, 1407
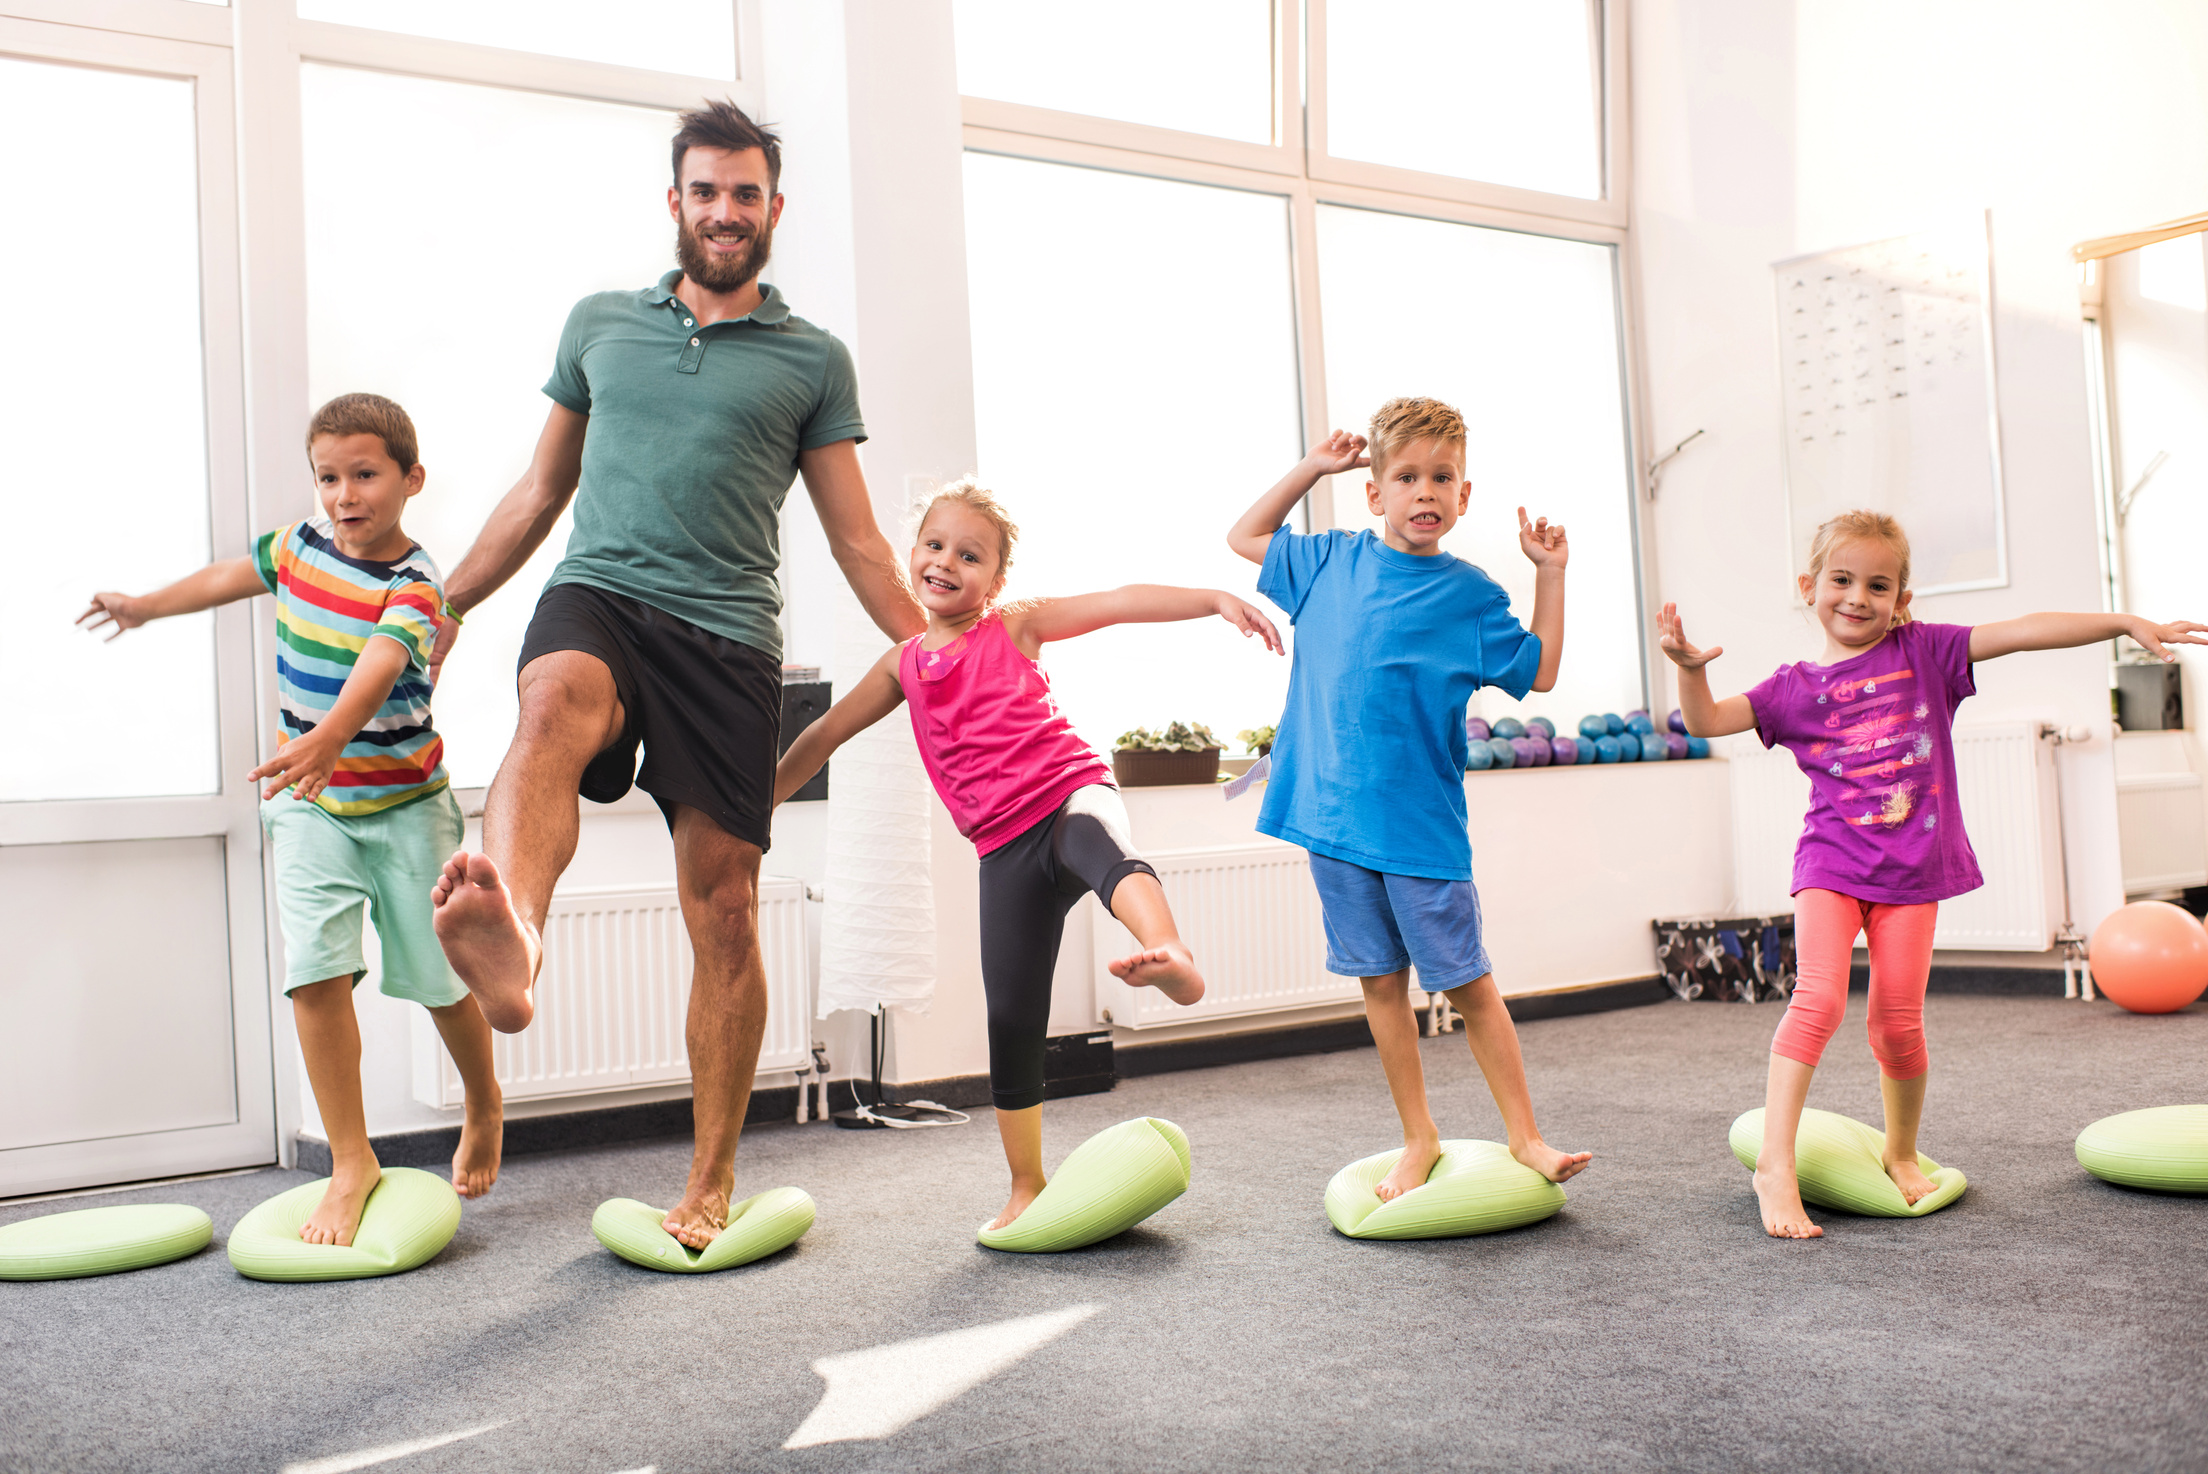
79, 394, 501, 1248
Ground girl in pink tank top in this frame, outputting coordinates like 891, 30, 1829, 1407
774, 480, 1284, 1240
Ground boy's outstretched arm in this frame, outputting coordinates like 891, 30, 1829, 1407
1968, 610, 2207, 662
774, 648, 907, 807
248, 636, 412, 803
1657, 602, 1758, 737
1008, 586, 1283, 655
1519, 507, 1567, 693
1227, 431, 1368, 564
78, 557, 265, 640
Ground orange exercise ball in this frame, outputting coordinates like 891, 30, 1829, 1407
2090, 901, 2208, 1014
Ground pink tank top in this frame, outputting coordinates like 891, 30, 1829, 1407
898, 609, 1114, 855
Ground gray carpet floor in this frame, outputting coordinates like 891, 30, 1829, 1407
4, 993, 2205, 1474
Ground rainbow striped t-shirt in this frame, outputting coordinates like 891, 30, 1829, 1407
254, 518, 448, 816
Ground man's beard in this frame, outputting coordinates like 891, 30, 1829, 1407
676, 214, 773, 293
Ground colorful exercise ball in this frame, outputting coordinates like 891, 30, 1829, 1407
1525, 736, 1552, 766
1639, 732, 1669, 761
1493, 716, 1526, 740
1685, 735, 1711, 759
1526, 716, 1556, 740
1552, 736, 1580, 766
1593, 735, 1622, 763
1465, 741, 1495, 771
1603, 712, 1625, 736
1466, 715, 1491, 742
2089, 902, 2208, 1014
1486, 736, 1517, 769
1668, 708, 1688, 734
1626, 711, 1657, 736
1578, 715, 1609, 740
1664, 732, 1689, 760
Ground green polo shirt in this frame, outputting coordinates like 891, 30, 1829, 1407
541, 272, 866, 658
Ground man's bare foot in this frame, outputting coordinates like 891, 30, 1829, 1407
1512, 1138, 1593, 1184
1376, 1139, 1442, 1201
1884, 1154, 1937, 1205
301, 1157, 381, 1246
452, 1092, 503, 1199
431, 850, 539, 1033
661, 1183, 730, 1250
1753, 1162, 1824, 1238
1109, 943, 1205, 1006
987, 1176, 1047, 1231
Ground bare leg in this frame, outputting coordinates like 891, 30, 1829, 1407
1754, 1052, 1823, 1239
427, 997, 503, 1198
1444, 974, 1590, 1183
432, 652, 625, 1032
1880, 1069, 1936, 1204
290, 977, 381, 1246
1362, 971, 1443, 1200
989, 1104, 1046, 1230
1103, 873, 1205, 1006
660, 805, 769, 1249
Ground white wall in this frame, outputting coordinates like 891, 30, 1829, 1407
1630, 0, 2208, 940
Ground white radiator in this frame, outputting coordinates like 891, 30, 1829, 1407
1091, 841, 1358, 1030
1727, 722, 2061, 950
412, 876, 811, 1108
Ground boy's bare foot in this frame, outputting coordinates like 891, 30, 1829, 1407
431, 850, 539, 1033
452, 1093, 503, 1199
301, 1157, 381, 1247
1884, 1153, 1937, 1205
1512, 1138, 1593, 1184
1376, 1138, 1442, 1201
987, 1176, 1047, 1231
662, 1181, 731, 1250
1753, 1162, 1824, 1238
1109, 943, 1205, 1006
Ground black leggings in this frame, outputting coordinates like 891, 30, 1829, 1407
978, 785, 1157, 1111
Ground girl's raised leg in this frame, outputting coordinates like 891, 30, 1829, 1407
1102, 874, 1205, 1005
990, 1104, 1046, 1230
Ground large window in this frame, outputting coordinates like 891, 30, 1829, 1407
957, 1, 1642, 748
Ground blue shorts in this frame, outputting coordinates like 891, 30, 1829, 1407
1307, 853, 1492, 990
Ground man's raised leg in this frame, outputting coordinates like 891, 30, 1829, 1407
662, 804, 771, 1247
432, 651, 624, 1032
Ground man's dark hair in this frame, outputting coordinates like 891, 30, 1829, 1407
671, 99, 782, 193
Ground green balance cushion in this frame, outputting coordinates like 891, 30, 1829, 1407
1728, 1107, 1966, 1217
2075, 1104, 2208, 1193
0, 1204, 213, 1281
977, 1117, 1191, 1253
592, 1186, 816, 1272
227, 1167, 461, 1281
1326, 1140, 1566, 1239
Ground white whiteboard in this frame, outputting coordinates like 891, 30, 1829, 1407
1773, 215, 2007, 595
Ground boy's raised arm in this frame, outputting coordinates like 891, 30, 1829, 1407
78, 556, 266, 640
1008, 586, 1282, 654
1227, 431, 1369, 565
249, 636, 413, 803
773, 648, 908, 806
1519, 507, 1567, 693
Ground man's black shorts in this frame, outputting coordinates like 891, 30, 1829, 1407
517, 582, 779, 848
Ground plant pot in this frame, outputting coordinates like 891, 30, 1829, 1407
1112, 747, 1222, 787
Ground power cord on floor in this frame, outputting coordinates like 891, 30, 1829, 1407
830, 1010, 971, 1130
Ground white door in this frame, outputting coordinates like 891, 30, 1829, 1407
0, 22, 275, 1196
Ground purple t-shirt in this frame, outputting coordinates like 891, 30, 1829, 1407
1744, 620, 1984, 906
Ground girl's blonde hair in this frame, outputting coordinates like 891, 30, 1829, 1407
1804, 509, 1913, 626
917, 477, 1020, 575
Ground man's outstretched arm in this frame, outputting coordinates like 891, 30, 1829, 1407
800, 438, 926, 643
430, 404, 590, 682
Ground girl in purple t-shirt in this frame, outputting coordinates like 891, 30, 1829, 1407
1661, 509, 2203, 1240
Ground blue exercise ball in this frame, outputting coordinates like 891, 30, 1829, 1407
1578, 715, 1608, 740
1626, 711, 1656, 736
1487, 736, 1516, 769
1465, 741, 1495, 771
1493, 716, 1526, 740
1639, 732, 1668, 761
1615, 732, 1639, 762
1466, 715, 1491, 742
1668, 708, 1688, 734
1552, 735, 1580, 766
1526, 716, 1556, 740
1685, 735, 1710, 759
1593, 735, 1622, 763
1603, 712, 1625, 736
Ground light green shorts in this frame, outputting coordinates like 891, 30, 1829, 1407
261, 787, 467, 1008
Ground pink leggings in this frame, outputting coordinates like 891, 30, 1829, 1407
1770, 888, 1937, 1080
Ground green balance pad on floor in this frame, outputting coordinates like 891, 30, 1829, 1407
2075, 1105, 2208, 1193
227, 1167, 461, 1281
592, 1187, 816, 1272
0, 1204, 213, 1281
1326, 1140, 1566, 1239
1729, 1107, 1966, 1217
977, 1116, 1191, 1253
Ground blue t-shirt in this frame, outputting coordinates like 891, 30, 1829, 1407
1256, 528, 1542, 881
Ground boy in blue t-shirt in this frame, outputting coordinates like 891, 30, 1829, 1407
1228, 397, 1590, 1201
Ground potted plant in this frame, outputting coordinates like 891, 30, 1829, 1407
1237, 725, 1275, 758
1113, 721, 1224, 787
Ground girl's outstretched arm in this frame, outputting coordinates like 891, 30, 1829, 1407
1968, 611, 2207, 663
1658, 602, 1758, 737
1005, 586, 1284, 656
1227, 431, 1369, 564
773, 647, 906, 806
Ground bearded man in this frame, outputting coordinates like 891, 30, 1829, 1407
428, 99, 924, 1247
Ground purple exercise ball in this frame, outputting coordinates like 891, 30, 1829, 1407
1552, 735, 1580, 765
1664, 732, 1689, 760
1525, 736, 1552, 766
1668, 708, 1688, 734
1466, 715, 1491, 742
